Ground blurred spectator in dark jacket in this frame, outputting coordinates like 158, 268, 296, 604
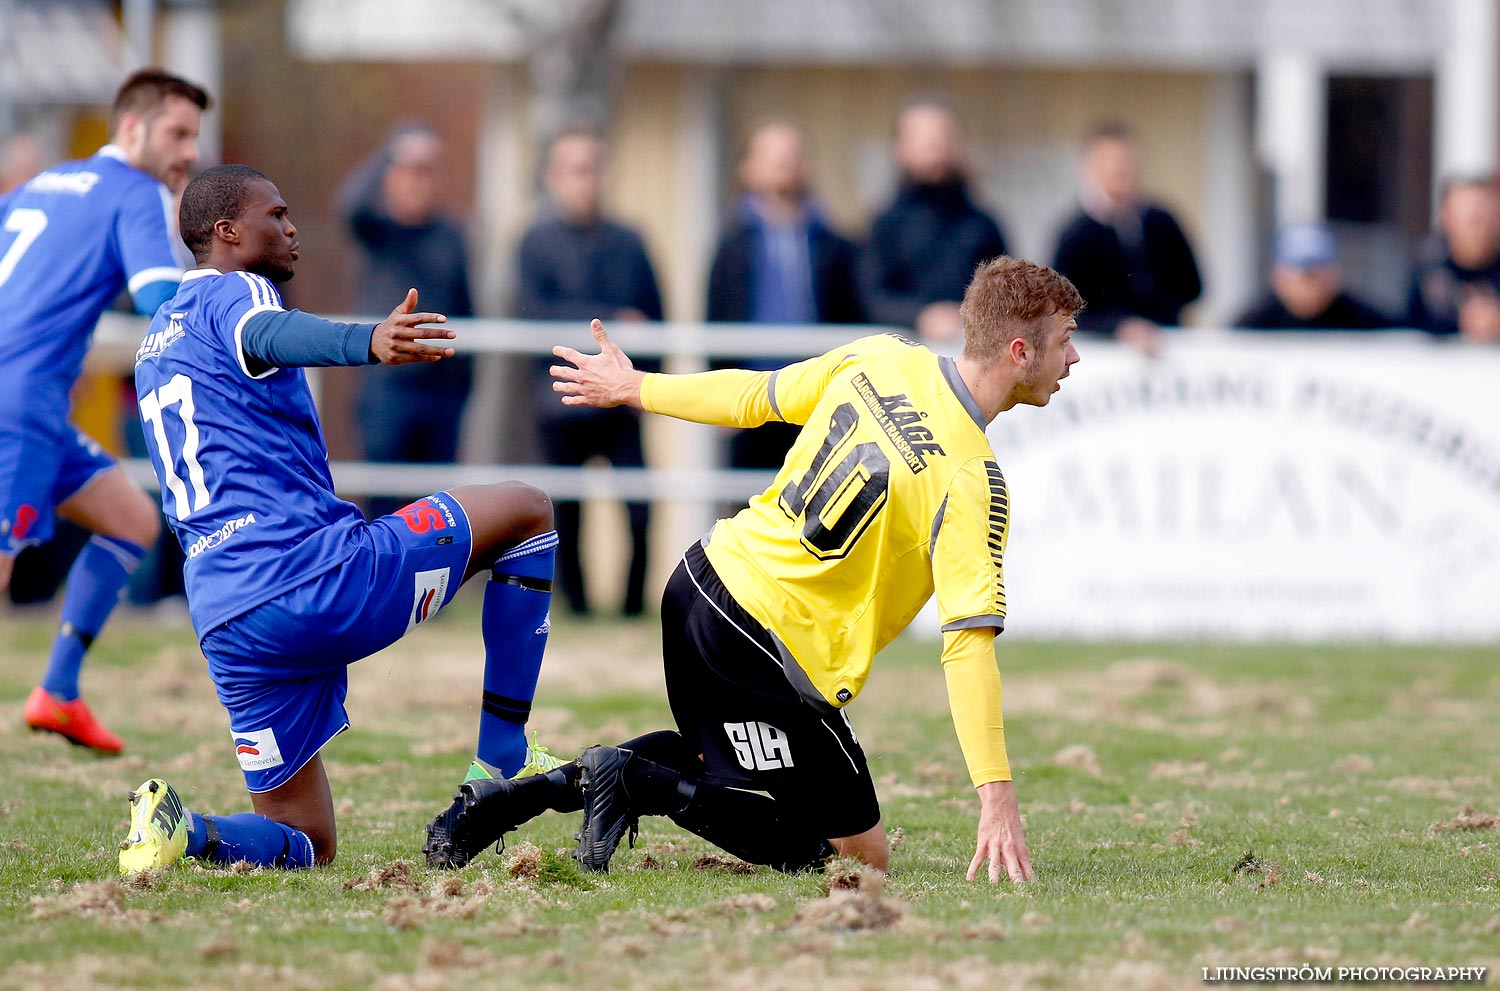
862, 97, 1007, 342
516, 128, 662, 617
1051, 122, 1201, 354
1408, 175, 1500, 342
1236, 224, 1395, 331
340, 125, 475, 518
707, 120, 862, 468
1, 133, 45, 194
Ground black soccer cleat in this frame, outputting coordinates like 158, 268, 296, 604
424, 777, 527, 870
573, 745, 639, 873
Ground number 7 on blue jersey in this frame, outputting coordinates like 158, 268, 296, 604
140, 373, 213, 519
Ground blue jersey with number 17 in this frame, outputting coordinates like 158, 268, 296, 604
134, 268, 365, 638
0, 146, 183, 429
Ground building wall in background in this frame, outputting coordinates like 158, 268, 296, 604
208, 4, 1458, 605
219, 0, 492, 460
723, 65, 1214, 309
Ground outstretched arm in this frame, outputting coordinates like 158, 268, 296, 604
241, 288, 451, 370
549, 318, 649, 409
552, 319, 916, 427
367, 288, 453, 364
551, 318, 781, 426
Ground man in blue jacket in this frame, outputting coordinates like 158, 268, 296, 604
707, 120, 863, 470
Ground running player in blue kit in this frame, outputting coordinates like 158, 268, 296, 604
1, 70, 209, 753
119, 164, 564, 872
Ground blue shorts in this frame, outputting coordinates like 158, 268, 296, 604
0, 424, 116, 555
200, 492, 472, 793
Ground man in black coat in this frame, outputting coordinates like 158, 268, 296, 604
1051, 123, 1201, 354
340, 125, 475, 519
1408, 176, 1500, 341
516, 129, 662, 617
1236, 224, 1394, 331
862, 98, 1007, 342
706, 120, 862, 468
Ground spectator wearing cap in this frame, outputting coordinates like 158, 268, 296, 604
1408, 176, 1500, 341
1235, 224, 1395, 331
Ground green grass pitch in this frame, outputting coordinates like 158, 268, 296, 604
2, 597, 1498, 990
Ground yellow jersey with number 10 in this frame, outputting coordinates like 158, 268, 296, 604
644, 334, 1010, 711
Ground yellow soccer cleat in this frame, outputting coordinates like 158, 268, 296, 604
461, 734, 568, 783
118, 778, 188, 874
515, 736, 568, 777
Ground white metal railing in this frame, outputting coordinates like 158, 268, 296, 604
91, 312, 913, 365
90, 313, 913, 506
113, 457, 777, 501
81, 315, 1500, 640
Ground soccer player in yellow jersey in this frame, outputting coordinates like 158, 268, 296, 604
442, 257, 1080, 883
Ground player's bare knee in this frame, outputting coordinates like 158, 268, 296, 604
452, 481, 553, 543
855, 840, 890, 873
499, 480, 553, 535
296, 817, 337, 865
127, 497, 162, 546
831, 825, 889, 872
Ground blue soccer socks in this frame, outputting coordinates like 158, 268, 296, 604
120, 784, 315, 872
474, 530, 557, 778
185, 811, 316, 869
41, 535, 145, 701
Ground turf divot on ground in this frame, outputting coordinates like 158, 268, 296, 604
2, 611, 1498, 989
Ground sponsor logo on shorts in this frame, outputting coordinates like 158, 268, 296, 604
187, 512, 256, 559
232, 727, 284, 771
724, 721, 794, 771
407, 567, 451, 632
396, 496, 458, 535
430, 494, 457, 527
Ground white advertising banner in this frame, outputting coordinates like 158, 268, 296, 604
981, 332, 1500, 641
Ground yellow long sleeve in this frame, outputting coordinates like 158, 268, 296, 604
637, 334, 919, 428
940, 626, 1011, 787
638, 368, 777, 427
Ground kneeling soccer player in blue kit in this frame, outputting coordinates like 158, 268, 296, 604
119, 164, 566, 872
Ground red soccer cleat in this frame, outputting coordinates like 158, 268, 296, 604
23, 686, 125, 754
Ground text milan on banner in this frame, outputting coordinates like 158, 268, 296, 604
982, 332, 1500, 642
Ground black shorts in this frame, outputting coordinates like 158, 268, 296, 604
661, 541, 880, 839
